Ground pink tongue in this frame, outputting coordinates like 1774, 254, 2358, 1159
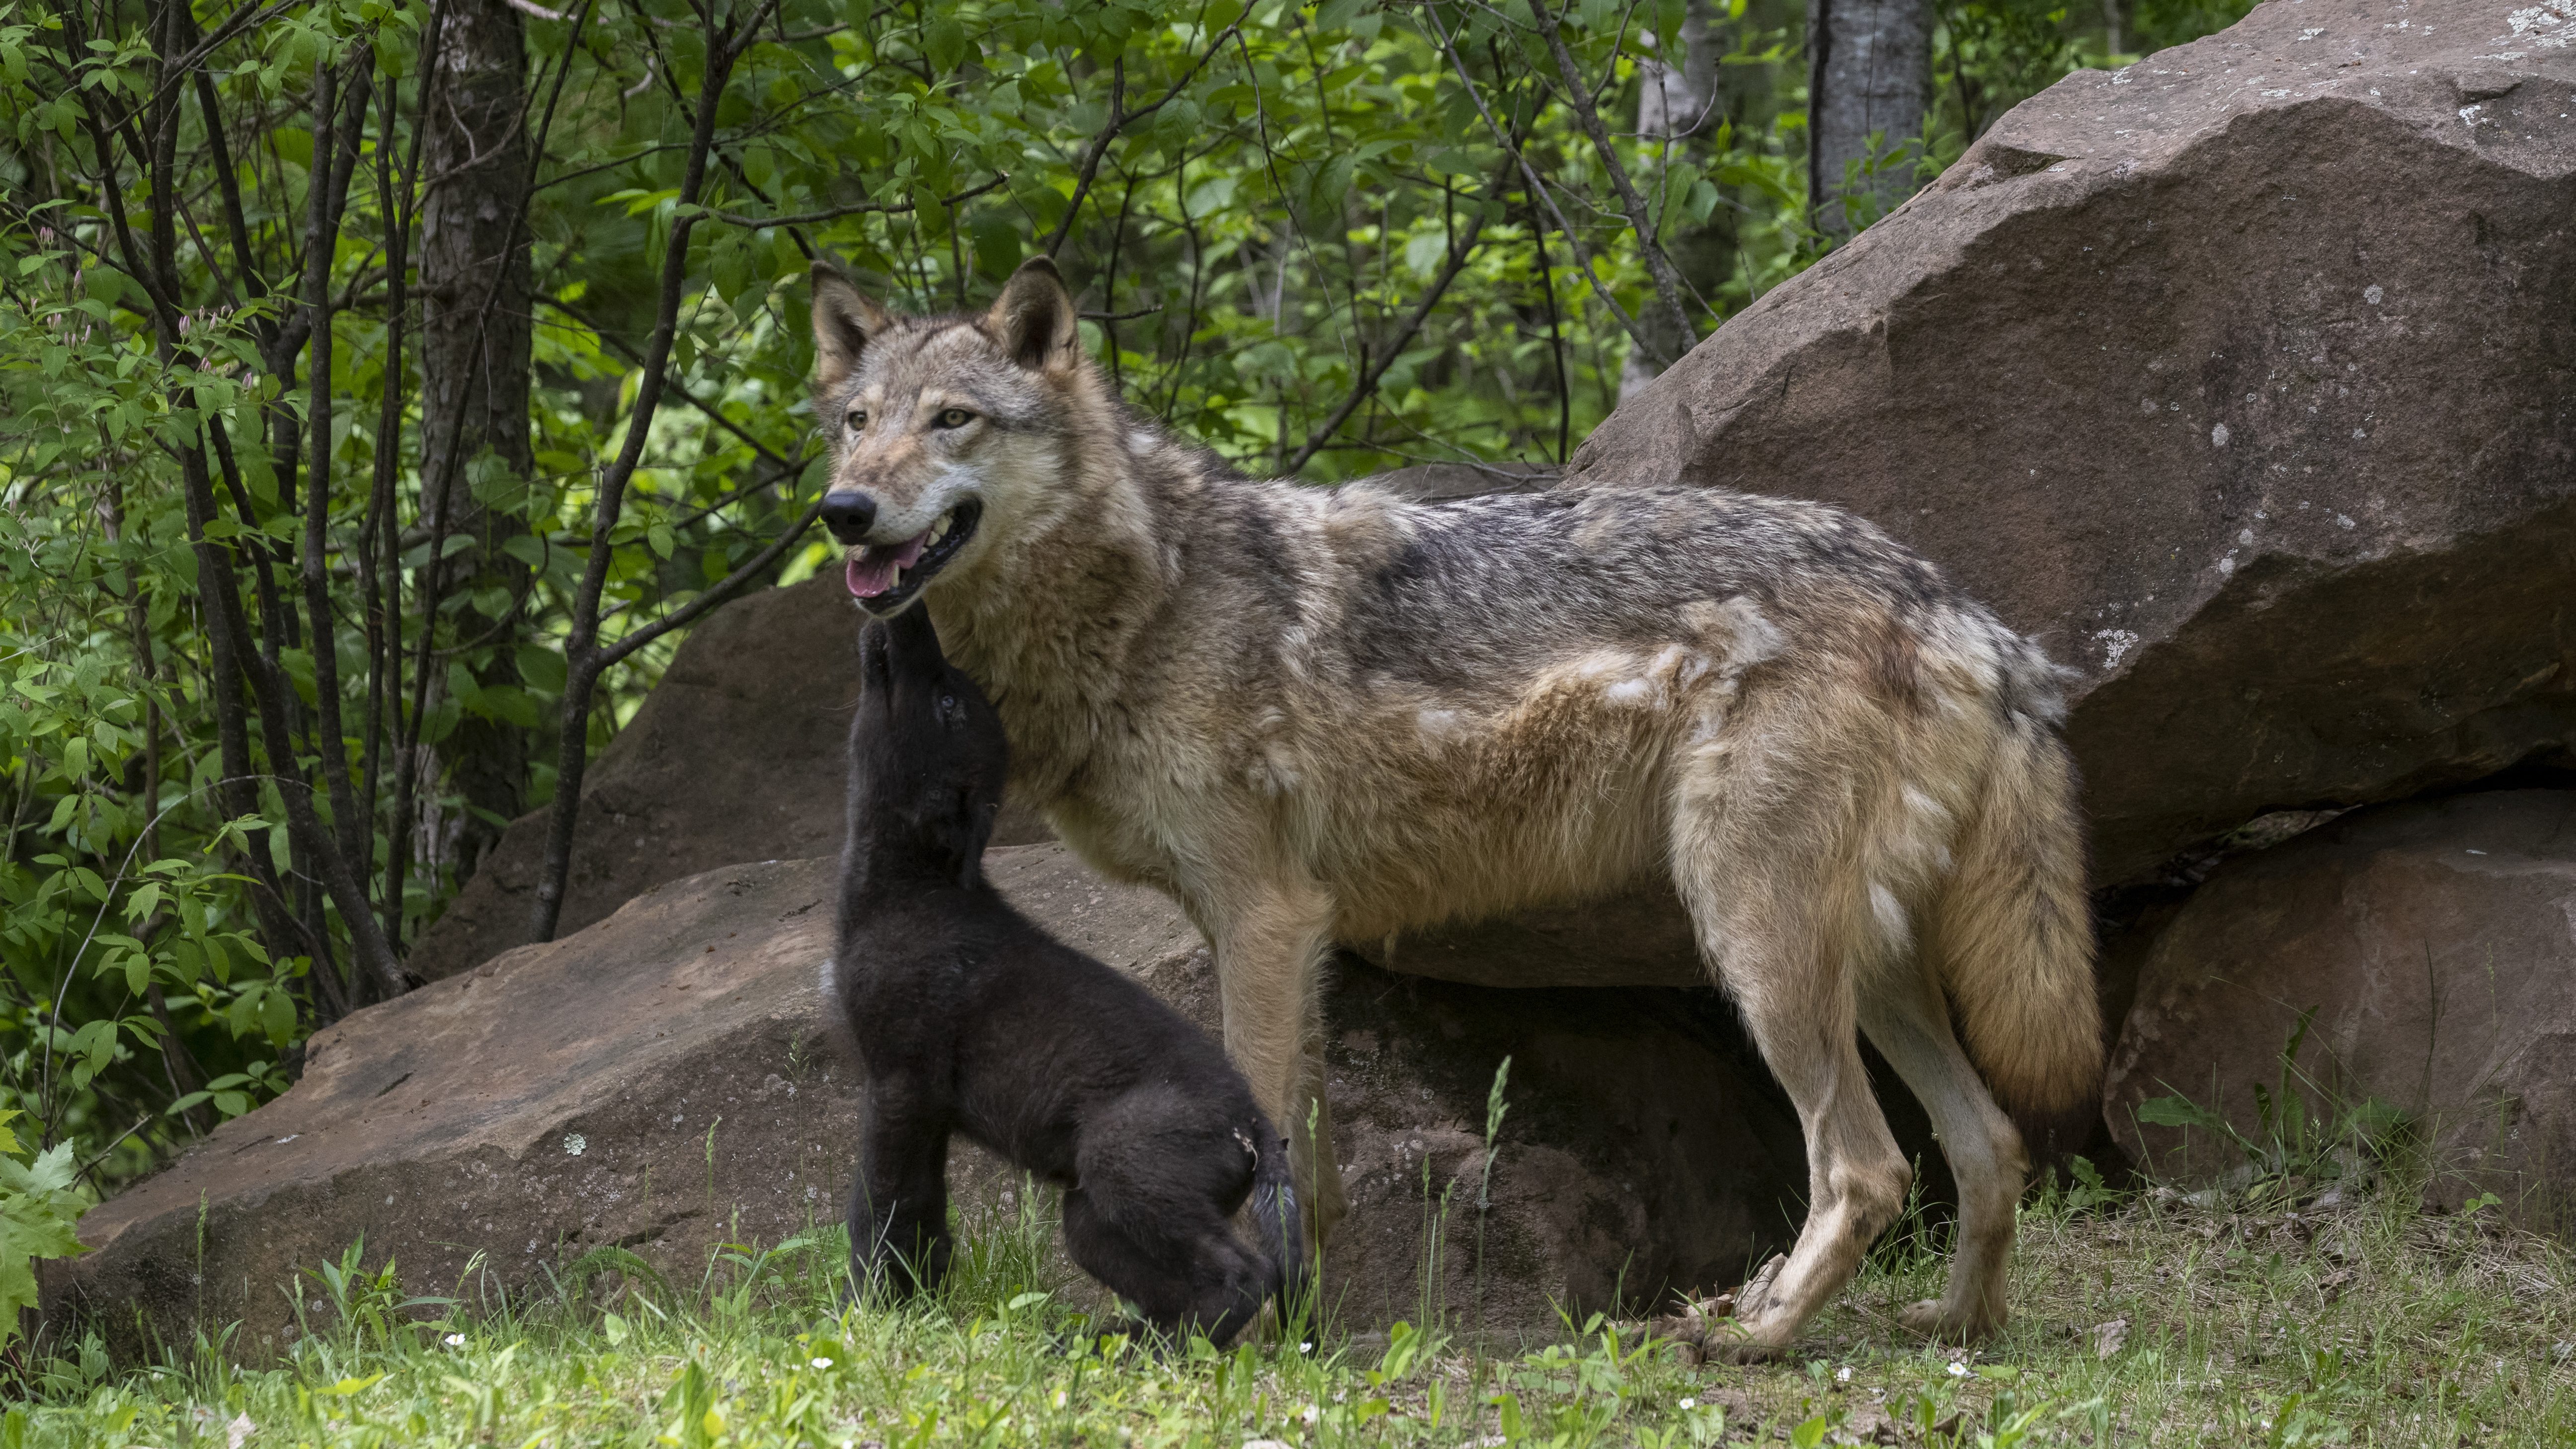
844, 531, 931, 598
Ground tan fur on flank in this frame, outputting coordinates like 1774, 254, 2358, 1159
807, 258, 2103, 1356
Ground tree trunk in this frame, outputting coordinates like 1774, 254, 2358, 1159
1806, 0, 1933, 237
417, 0, 535, 884
1620, 0, 1730, 400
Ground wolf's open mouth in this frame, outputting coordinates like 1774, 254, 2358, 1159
846, 501, 981, 615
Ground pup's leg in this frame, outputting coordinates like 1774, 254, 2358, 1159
1857, 963, 2027, 1342
849, 1086, 954, 1300
1671, 763, 1912, 1359
1207, 877, 1345, 1250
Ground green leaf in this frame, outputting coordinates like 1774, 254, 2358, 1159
260, 987, 295, 1045
923, 15, 968, 71
515, 645, 568, 695
1313, 0, 1364, 30
969, 215, 1021, 281
2135, 1095, 2224, 1131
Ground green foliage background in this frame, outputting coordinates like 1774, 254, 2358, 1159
0, 0, 2249, 1281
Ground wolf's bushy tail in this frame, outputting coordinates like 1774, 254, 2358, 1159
1930, 666, 2103, 1165
1248, 1111, 1309, 1321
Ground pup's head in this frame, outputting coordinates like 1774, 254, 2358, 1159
851, 605, 1009, 886
809, 257, 1093, 617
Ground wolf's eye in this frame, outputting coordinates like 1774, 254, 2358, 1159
933, 407, 975, 430
844, 409, 867, 432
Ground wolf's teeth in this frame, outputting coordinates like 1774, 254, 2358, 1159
929, 515, 951, 542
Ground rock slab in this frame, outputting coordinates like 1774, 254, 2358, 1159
1570, 0, 2576, 882
2105, 790, 2576, 1226
51, 846, 1825, 1355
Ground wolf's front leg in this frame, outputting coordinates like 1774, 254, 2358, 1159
850, 1086, 955, 1300
1208, 876, 1346, 1253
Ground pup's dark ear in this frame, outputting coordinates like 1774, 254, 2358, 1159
985, 257, 1078, 372
812, 262, 893, 394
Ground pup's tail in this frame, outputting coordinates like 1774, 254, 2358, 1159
1247, 1111, 1310, 1325
1929, 658, 2103, 1167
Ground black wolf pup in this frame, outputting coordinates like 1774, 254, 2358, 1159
828, 604, 1303, 1347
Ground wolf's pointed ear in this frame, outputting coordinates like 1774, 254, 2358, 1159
811, 262, 893, 393
986, 257, 1078, 372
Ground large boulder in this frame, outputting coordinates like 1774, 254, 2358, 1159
50, 845, 1832, 1355
1570, 0, 2576, 883
2103, 790, 2576, 1228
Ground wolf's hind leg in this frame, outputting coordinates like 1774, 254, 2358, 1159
1857, 963, 2028, 1343
1207, 876, 1345, 1250
1672, 788, 1912, 1358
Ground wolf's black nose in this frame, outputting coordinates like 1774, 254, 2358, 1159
820, 490, 877, 545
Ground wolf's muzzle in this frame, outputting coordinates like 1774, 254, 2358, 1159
821, 490, 878, 545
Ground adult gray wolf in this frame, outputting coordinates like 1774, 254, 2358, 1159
804, 255, 2100, 1356
829, 603, 1302, 1348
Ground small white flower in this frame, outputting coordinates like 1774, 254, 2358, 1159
444, 1333, 466, 1348
1947, 1361, 1969, 1377
1300, 1405, 1320, 1426
1836, 1365, 1852, 1382
810, 1357, 832, 1369
1678, 1397, 1697, 1411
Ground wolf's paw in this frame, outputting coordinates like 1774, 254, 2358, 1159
1897, 1298, 2002, 1344
1698, 1317, 1799, 1365
1690, 1255, 1798, 1364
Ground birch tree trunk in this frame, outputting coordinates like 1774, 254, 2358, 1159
1806, 0, 1933, 236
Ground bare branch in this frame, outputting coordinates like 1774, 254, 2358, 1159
529, 0, 771, 943
1422, 4, 1668, 368
1041, 18, 1241, 258
1525, 0, 1698, 349
593, 487, 825, 672
690, 171, 1006, 229
1281, 168, 1508, 477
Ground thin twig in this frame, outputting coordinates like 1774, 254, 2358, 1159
1040, 17, 1239, 257
1281, 166, 1508, 477
690, 171, 1005, 229
1423, 4, 1665, 369
1525, 0, 1697, 349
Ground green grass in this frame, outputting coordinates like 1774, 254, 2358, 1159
7, 1171, 2573, 1447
